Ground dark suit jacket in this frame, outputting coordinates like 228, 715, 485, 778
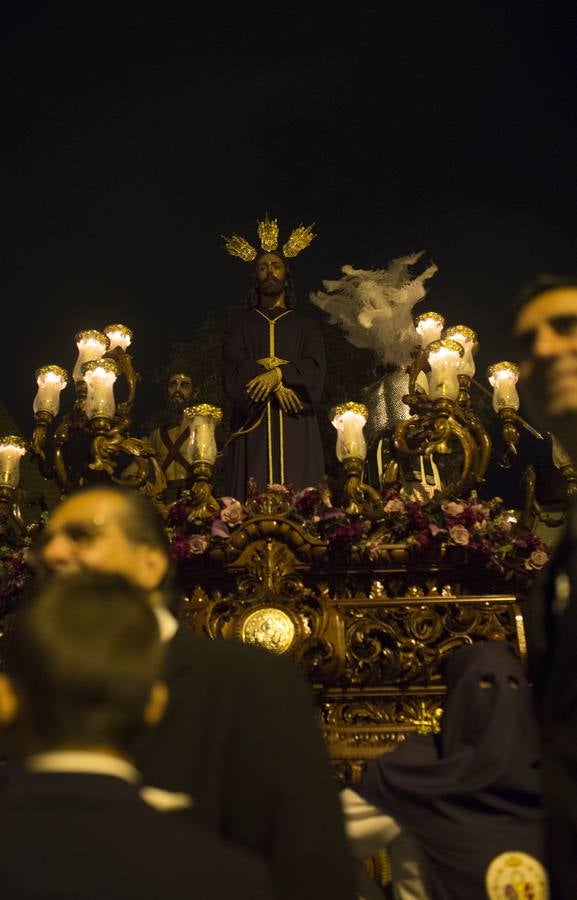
0, 771, 273, 899
130, 626, 356, 900
524, 505, 577, 900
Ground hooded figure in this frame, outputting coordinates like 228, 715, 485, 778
343, 641, 547, 900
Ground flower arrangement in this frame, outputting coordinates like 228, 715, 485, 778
165, 482, 551, 577
0, 485, 551, 607
0, 543, 33, 613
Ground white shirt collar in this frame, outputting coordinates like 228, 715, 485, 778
154, 605, 178, 643
26, 751, 140, 784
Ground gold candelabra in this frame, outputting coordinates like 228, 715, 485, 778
21, 325, 161, 503
0, 309, 572, 538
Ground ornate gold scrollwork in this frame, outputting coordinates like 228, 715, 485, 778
185, 461, 220, 521
394, 394, 492, 499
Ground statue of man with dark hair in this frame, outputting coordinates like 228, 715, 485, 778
222, 217, 326, 501
147, 368, 197, 503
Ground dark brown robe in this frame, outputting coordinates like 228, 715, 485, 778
222, 307, 325, 500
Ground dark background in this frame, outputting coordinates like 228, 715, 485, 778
2, 4, 576, 438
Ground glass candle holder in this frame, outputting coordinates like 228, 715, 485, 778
0, 435, 27, 488
103, 323, 133, 351
81, 358, 119, 420
33, 365, 69, 417
443, 325, 478, 378
183, 404, 222, 465
330, 402, 368, 461
73, 330, 110, 382
487, 361, 520, 412
414, 311, 445, 348
427, 339, 463, 400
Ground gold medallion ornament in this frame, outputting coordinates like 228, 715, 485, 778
485, 851, 548, 900
240, 607, 296, 655
222, 214, 317, 262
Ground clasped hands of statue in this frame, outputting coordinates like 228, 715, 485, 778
245, 358, 303, 415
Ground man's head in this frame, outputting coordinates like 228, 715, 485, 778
247, 251, 297, 310
0, 571, 167, 756
513, 276, 577, 460
166, 371, 195, 415
35, 485, 173, 604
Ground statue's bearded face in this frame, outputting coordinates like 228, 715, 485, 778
167, 374, 194, 413
255, 253, 286, 298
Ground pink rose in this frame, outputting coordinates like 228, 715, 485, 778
384, 498, 405, 513
220, 498, 244, 525
365, 538, 386, 562
441, 501, 466, 516
525, 549, 549, 570
429, 523, 446, 537
211, 518, 230, 539
267, 483, 290, 494
449, 524, 470, 546
188, 534, 208, 555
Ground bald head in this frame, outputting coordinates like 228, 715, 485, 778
37, 487, 171, 601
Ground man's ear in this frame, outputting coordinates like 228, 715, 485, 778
0, 674, 20, 726
143, 681, 168, 727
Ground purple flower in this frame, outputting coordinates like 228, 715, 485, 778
409, 531, 432, 553
170, 535, 194, 560
327, 522, 364, 549
246, 477, 259, 499
294, 487, 321, 515
320, 506, 347, 522
167, 503, 188, 526
211, 518, 231, 538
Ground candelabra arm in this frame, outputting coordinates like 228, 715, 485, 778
0, 487, 28, 540
407, 350, 429, 395
451, 404, 492, 480
104, 346, 139, 418
0, 490, 13, 538
30, 410, 54, 462
89, 423, 159, 486
471, 376, 544, 441
498, 407, 520, 468
520, 463, 567, 528
557, 462, 577, 499
341, 457, 382, 515
456, 374, 472, 408
394, 399, 486, 499
185, 461, 220, 521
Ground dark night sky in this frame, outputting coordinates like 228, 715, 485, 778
2, 5, 576, 433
